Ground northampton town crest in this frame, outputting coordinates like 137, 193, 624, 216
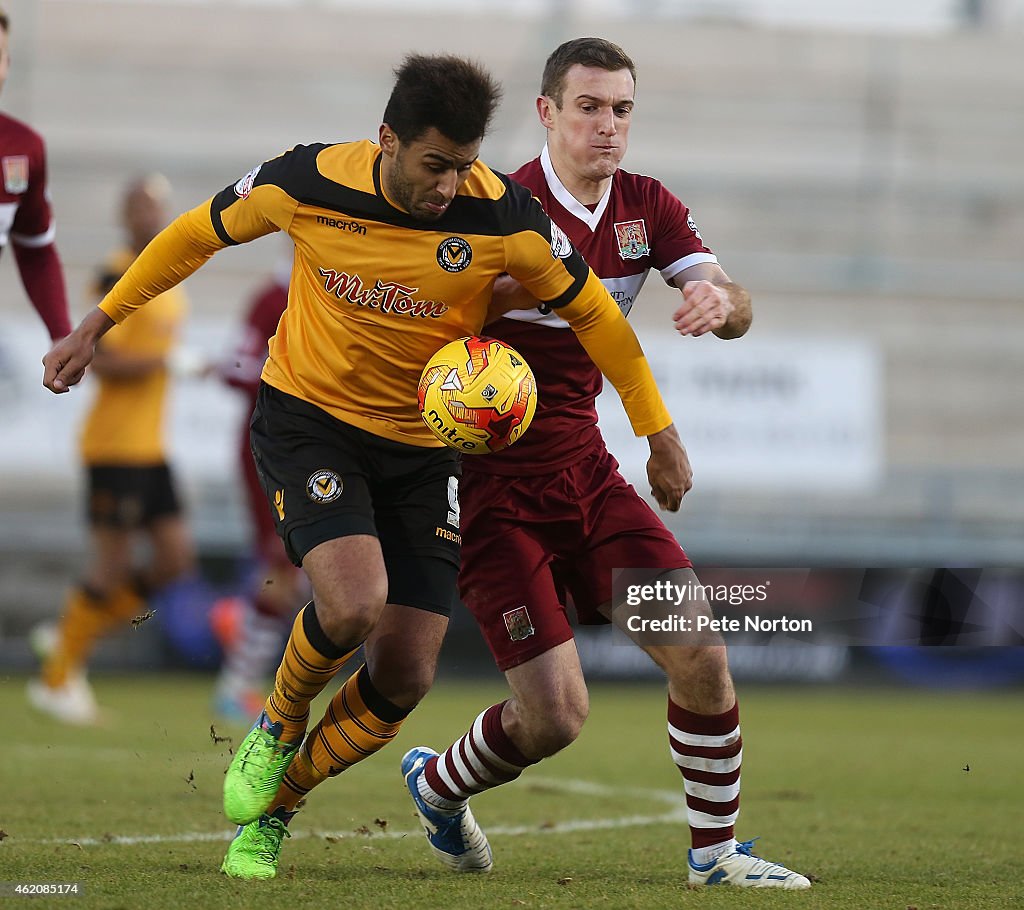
503, 605, 535, 641
614, 219, 650, 260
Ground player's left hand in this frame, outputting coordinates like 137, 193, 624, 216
646, 424, 692, 512
42, 308, 115, 393
42, 334, 93, 393
672, 280, 733, 337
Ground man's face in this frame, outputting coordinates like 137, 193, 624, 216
540, 64, 635, 184
123, 181, 170, 250
379, 125, 480, 222
0, 29, 10, 96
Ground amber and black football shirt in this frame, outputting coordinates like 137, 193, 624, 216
98, 140, 670, 446
81, 249, 185, 465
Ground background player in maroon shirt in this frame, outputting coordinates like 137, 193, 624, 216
0, 6, 71, 341
403, 38, 809, 889
211, 256, 307, 723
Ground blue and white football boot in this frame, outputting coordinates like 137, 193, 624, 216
688, 838, 810, 889
402, 746, 493, 873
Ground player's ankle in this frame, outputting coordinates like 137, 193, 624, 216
690, 839, 736, 866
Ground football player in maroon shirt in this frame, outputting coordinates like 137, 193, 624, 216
403, 37, 809, 891
0, 6, 71, 342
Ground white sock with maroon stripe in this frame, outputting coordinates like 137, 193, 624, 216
418, 701, 535, 814
220, 598, 290, 692
668, 698, 742, 865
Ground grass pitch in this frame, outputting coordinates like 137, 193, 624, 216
2, 673, 1021, 909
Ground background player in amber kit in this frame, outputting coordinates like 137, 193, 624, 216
0, 5, 71, 342
41, 53, 687, 880
28, 174, 197, 725
211, 257, 306, 723
402, 38, 809, 890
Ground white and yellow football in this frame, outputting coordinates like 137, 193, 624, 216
418, 335, 537, 454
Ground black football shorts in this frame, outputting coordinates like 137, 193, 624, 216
86, 463, 182, 529
249, 382, 461, 615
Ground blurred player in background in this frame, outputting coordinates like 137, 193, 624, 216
211, 255, 306, 723
402, 38, 809, 890
27, 174, 197, 725
0, 5, 71, 342
41, 53, 687, 880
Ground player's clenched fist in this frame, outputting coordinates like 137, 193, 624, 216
646, 423, 692, 512
42, 309, 115, 393
672, 279, 734, 338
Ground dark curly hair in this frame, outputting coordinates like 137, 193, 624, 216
383, 54, 502, 145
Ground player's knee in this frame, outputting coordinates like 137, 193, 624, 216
147, 517, 196, 577
369, 664, 435, 711
522, 694, 588, 756
547, 713, 587, 753
693, 645, 732, 684
342, 603, 384, 643
314, 570, 388, 637
315, 593, 386, 644
364, 638, 439, 710
652, 643, 728, 684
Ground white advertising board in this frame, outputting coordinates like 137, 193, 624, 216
0, 323, 881, 498
596, 334, 883, 492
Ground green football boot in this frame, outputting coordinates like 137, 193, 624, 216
223, 710, 303, 825
220, 812, 292, 880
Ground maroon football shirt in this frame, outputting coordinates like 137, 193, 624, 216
1, 111, 71, 339
468, 147, 717, 475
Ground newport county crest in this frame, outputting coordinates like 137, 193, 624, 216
614, 219, 650, 260
436, 236, 473, 272
306, 469, 343, 503
503, 605, 535, 642
2, 156, 29, 194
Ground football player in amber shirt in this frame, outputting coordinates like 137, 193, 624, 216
0, 5, 71, 341
28, 175, 196, 726
43, 54, 686, 879
405, 39, 808, 890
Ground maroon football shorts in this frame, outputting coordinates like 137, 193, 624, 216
458, 446, 691, 671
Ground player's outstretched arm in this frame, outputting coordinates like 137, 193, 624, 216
671, 262, 751, 339
556, 275, 692, 510
41, 206, 224, 393
42, 308, 115, 393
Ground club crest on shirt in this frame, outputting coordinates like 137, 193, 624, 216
436, 236, 473, 272
233, 164, 262, 199
2, 156, 29, 194
503, 605, 535, 641
549, 221, 573, 259
686, 213, 704, 242
614, 219, 650, 260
